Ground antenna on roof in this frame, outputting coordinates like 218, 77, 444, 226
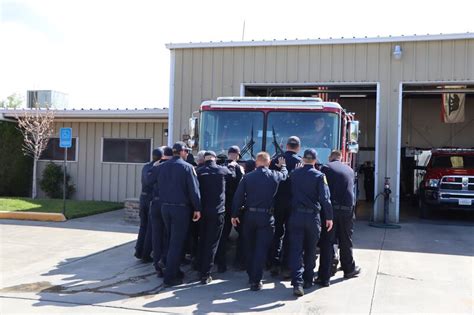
241, 20, 246, 41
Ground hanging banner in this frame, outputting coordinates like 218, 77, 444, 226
442, 93, 465, 123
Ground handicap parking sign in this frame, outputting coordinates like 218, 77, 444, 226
59, 128, 72, 148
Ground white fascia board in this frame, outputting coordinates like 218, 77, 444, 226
202, 100, 341, 110
0, 109, 169, 119
166, 33, 474, 50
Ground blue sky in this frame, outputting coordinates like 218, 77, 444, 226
1, 0, 473, 108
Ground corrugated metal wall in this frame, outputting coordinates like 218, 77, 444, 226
37, 121, 167, 202
171, 39, 474, 221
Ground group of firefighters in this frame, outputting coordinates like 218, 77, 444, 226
134, 135, 360, 297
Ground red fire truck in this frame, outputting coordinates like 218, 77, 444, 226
188, 97, 360, 167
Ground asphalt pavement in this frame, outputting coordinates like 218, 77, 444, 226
0, 209, 473, 314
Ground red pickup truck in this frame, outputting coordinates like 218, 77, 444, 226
418, 149, 474, 218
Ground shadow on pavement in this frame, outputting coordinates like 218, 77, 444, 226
1, 214, 473, 313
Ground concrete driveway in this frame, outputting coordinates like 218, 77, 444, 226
0, 209, 473, 314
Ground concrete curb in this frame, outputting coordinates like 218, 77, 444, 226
0, 212, 67, 222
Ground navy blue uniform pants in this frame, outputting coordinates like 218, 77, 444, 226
215, 212, 232, 268
149, 199, 168, 271
198, 211, 225, 277
186, 220, 200, 259
161, 204, 192, 283
317, 217, 335, 281
216, 212, 246, 268
135, 194, 152, 259
242, 211, 275, 284
270, 204, 290, 267
288, 211, 321, 286
334, 209, 356, 274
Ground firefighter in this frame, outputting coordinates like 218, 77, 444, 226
321, 150, 361, 281
269, 136, 302, 277
134, 148, 162, 262
156, 142, 201, 287
147, 148, 169, 277
195, 151, 234, 284
215, 145, 244, 273
313, 117, 332, 148
231, 152, 287, 291
185, 150, 207, 269
288, 148, 333, 296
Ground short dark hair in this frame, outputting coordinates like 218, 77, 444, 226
329, 150, 342, 160
286, 136, 301, 150
162, 146, 173, 157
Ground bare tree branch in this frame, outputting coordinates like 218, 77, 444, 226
15, 105, 55, 198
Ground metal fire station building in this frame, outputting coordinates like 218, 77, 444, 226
166, 33, 474, 222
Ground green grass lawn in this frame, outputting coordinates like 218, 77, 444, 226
0, 197, 123, 219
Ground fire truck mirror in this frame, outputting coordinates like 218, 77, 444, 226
348, 121, 360, 143
189, 117, 199, 140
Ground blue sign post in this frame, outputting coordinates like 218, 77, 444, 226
59, 128, 72, 218
60, 128, 72, 148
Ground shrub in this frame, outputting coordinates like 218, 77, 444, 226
0, 122, 33, 196
39, 162, 75, 199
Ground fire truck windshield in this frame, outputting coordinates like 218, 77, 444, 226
200, 110, 264, 160
266, 111, 340, 164
199, 110, 340, 162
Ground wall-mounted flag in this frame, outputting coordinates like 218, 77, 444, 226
442, 93, 465, 123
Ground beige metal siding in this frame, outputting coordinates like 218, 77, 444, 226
171, 39, 474, 222
37, 121, 167, 202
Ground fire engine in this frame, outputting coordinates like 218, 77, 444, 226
187, 97, 360, 167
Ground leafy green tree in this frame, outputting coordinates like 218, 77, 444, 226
1, 93, 23, 109
0, 122, 33, 196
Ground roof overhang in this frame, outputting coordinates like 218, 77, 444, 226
0, 108, 169, 121
166, 33, 474, 50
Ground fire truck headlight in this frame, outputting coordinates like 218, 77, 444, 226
426, 179, 440, 188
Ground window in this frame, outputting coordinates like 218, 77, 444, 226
265, 111, 340, 164
199, 110, 264, 160
102, 139, 151, 163
40, 138, 77, 161
431, 155, 474, 169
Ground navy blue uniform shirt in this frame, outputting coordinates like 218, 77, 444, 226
196, 160, 234, 213
270, 150, 302, 206
224, 161, 244, 211
290, 164, 333, 220
141, 161, 155, 194
231, 165, 288, 217
321, 160, 355, 207
147, 159, 168, 199
155, 156, 201, 211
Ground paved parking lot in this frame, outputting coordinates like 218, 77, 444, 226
0, 209, 473, 314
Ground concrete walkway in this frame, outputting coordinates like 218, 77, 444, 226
0, 210, 473, 314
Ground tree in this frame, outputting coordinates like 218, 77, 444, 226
16, 106, 55, 199
1, 93, 23, 109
